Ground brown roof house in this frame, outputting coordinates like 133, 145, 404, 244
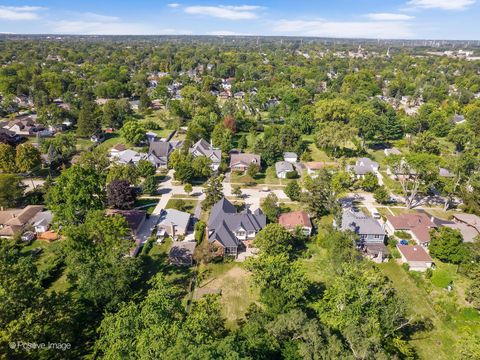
397, 244, 434, 271
386, 213, 437, 247
278, 211, 313, 236
106, 209, 146, 240
230, 153, 261, 173
0, 205, 44, 237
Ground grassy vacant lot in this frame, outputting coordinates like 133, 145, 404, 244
230, 166, 293, 186
165, 198, 197, 214
196, 262, 259, 329
378, 261, 480, 360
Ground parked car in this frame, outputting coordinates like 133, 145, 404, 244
372, 211, 381, 219
21, 231, 36, 242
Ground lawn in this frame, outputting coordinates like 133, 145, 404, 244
196, 262, 259, 329
134, 198, 159, 214
378, 260, 480, 360
165, 198, 198, 214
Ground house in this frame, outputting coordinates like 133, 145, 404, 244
347, 158, 379, 177
148, 140, 183, 168
106, 209, 146, 239
439, 168, 454, 178
0, 205, 44, 237
90, 131, 105, 143
189, 139, 222, 171
397, 245, 434, 271
0, 127, 25, 146
109, 143, 127, 157
453, 114, 466, 125
444, 213, 480, 243
112, 149, 147, 166
169, 241, 196, 266
157, 209, 191, 240
384, 148, 401, 156
229, 153, 261, 173
145, 131, 158, 143
30, 210, 53, 233
275, 161, 294, 179
3, 115, 43, 136
278, 211, 313, 236
304, 162, 337, 176
339, 208, 386, 244
207, 198, 266, 257
385, 213, 437, 246
283, 152, 298, 163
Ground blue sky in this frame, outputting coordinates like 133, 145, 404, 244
0, 0, 478, 39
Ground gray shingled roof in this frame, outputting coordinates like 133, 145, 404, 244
158, 209, 191, 233
189, 138, 221, 163
208, 198, 266, 248
275, 161, 294, 174
341, 208, 385, 236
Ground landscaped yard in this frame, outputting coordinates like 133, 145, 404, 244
134, 198, 159, 214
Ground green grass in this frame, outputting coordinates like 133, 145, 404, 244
134, 198, 159, 214
378, 260, 480, 360
165, 199, 197, 214
197, 262, 258, 329
380, 171, 404, 195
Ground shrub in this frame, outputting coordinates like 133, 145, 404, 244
286, 170, 298, 179
194, 221, 206, 244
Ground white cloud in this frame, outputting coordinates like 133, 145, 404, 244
407, 0, 475, 10
0, 5, 45, 21
184, 5, 262, 20
272, 19, 414, 39
366, 13, 414, 21
167, 3, 181, 8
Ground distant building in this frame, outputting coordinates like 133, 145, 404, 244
157, 209, 191, 240
189, 139, 222, 171
384, 148, 401, 156
444, 213, 480, 243
339, 208, 385, 244
283, 152, 298, 163
0, 205, 44, 237
148, 140, 183, 169
347, 158, 379, 177
229, 153, 261, 173
275, 161, 294, 179
106, 209, 146, 240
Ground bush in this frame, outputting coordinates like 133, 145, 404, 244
286, 171, 298, 179
394, 230, 412, 240
425, 268, 433, 279
194, 221, 206, 244
402, 263, 410, 272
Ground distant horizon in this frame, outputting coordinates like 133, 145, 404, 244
0, 1, 479, 40
1, 33, 480, 43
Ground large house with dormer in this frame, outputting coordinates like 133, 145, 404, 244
207, 198, 266, 257
189, 139, 222, 171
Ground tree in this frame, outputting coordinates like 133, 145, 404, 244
77, 99, 100, 137
254, 224, 295, 255
120, 120, 146, 145
15, 143, 41, 173
0, 174, 23, 208
247, 162, 260, 178
136, 159, 156, 178
386, 153, 439, 208
448, 124, 474, 152
411, 131, 441, 155
374, 186, 390, 204
184, 183, 193, 195
63, 210, 142, 311
0, 143, 17, 173
466, 279, 480, 310
142, 175, 157, 195
46, 164, 106, 225
284, 180, 301, 201
107, 179, 137, 209
107, 163, 139, 185
318, 263, 411, 359
359, 172, 379, 192
232, 185, 242, 198
202, 176, 223, 210
429, 227, 467, 264
261, 193, 280, 223
191, 156, 213, 178
211, 123, 232, 152
316, 122, 357, 157
302, 170, 339, 218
